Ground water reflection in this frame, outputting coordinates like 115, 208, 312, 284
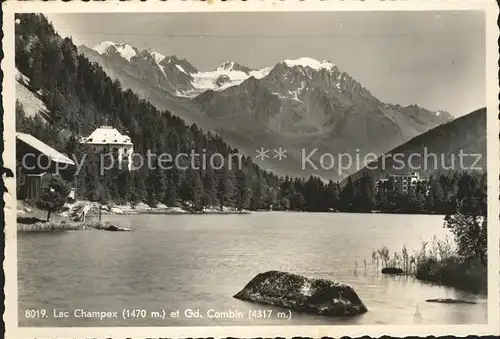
18, 213, 487, 326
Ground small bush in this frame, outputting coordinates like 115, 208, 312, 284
416, 257, 487, 294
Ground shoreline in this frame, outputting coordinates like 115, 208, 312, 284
93, 209, 252, 216
96, 209, 447, 217
17, 200, 450, 218
87, 204, 449, 217
16, 200, 448, 233
89, 204, 252, 216
53, 201, 253, 218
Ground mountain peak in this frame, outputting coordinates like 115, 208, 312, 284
93, 41, 116, 53
163, 56, 198, 74
282, 57, 336, 71
217, 61, 252, 74
219, 61, 235, 69
93, 41, 138, 62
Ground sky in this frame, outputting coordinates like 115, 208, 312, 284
46, 11, 485, 117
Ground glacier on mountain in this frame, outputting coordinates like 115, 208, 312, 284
176, 65, 188, 74
93, 41, 348, 100
151, 51, 166, 64
283, 57, 336, 71
94, 41, 138, 62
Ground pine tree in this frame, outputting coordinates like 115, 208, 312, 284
116, 169, 133, 204
264, 187, 279, 210
192, 170, 204, 211
234, 168, 250, 211
76, 151, 99, 201
433, 179, 446, 214
202, 170, 216, 208
164, 170, 178, 206
340, 177, 357, 212
290, 192, 306, 211
216, 165, 234, 211
324, 180, 340, 211
248, 180, 264, 210
179, 168, 204, 210
130, 169, 147, 206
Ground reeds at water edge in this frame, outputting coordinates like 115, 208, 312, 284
17, 220, 105, 232
361, 236, 455, 276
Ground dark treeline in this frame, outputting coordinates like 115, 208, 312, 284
14, 14, 487, 214
341, 171, 486, 215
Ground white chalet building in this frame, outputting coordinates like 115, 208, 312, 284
80, 126, 134, 170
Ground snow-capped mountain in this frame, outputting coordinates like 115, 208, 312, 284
94, 41, 139, 62
79, 41, 453, 180
86, 42, 275, 96
194, 57, 451, 137
91, 42, 198, 94
218, 61, 253, 73
192, 57, 452, 179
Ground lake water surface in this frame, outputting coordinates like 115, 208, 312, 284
18, 212, 487, 326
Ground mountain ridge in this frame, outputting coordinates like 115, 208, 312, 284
84, 41, 452, 119
79, 40, 454, 180
343, 107, 487, 185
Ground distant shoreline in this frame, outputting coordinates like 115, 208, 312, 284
91, 209, 252, 216
17, 199, 449, 222
70, 201, 253, 217
95, 208, 447, 217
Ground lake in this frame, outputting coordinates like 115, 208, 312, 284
17, 212, 487, 326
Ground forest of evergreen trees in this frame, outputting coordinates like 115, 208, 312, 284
14, 14, 487, 215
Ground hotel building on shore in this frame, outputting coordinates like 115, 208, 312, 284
80, 126, 134, 170
376, 172, 428, 193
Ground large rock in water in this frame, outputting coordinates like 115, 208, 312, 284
233, 271, 367, 316
381, 267, 403, 275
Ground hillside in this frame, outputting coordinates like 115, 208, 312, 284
344, 107, 487, 184
15, 68, 49, 121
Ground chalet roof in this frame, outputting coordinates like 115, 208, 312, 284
80, 126, 132, 145
16, 132, 75, 165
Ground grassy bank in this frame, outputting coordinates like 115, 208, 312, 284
415, 256, 486, 294
17, 217, 113, 232
370, 237, 487, 294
